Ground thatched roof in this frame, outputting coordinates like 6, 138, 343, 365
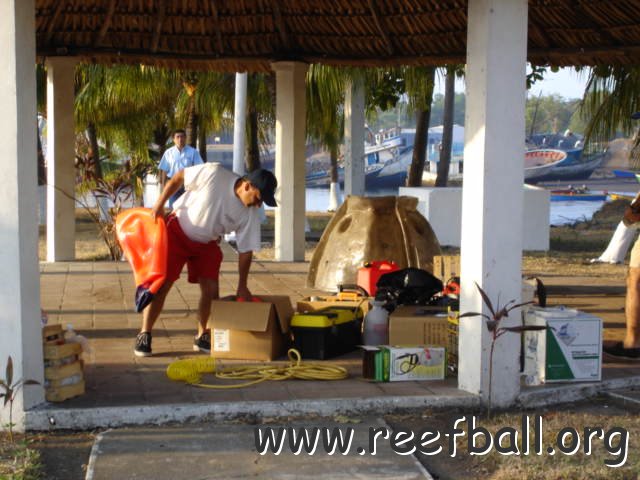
35, 0, 640, 71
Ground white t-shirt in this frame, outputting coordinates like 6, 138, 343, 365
172, 163, 261, 253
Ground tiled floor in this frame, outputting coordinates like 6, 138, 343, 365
38, 246, 640, 411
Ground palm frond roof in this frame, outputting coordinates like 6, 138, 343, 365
36, 0, 640, 70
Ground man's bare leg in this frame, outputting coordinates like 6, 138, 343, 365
197, 277, 219, 336
141, 280, 174, 333
625, 267, 640, 349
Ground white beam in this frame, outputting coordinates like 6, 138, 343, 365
272, 62, 308, 261
344, 79, 365, 196
459, 0, 528, 406
232, 72, 247, 175
46, 56, 77, 261
0, 0, 45, 430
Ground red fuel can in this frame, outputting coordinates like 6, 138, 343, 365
357, 260, 399, 297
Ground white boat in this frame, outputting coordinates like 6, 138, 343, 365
524, 149, 568, 180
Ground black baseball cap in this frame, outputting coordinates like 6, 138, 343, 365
246, 169, 278, 207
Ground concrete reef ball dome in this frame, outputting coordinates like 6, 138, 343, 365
307, 195, 441, 292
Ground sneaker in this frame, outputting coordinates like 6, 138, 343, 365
603, 341, 640, 361
193, 331, 211, 353
134, 332, 152, 357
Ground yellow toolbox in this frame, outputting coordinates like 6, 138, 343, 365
291, 307, 362, 360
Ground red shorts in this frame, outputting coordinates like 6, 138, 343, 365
165, 215, 223, 284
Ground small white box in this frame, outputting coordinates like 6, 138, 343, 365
523, 306, 602, 384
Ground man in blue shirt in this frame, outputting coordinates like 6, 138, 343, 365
158, 129, 204, 208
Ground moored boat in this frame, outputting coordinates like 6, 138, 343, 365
550, 187, 608, 202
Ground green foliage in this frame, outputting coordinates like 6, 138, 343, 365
430, 93, 466, 127
74, 164, 149, 260
580, 66, 640, 167
0, 437, 41, 480
526, 94, 582, 135
460, 284, 542, 413
0, 357, 40, 443
365, 69, 405, 112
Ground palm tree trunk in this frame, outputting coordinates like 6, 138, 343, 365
153, 125, 169, 161
186, 97, 198, 148
87, 122, 102, 179
407, 109, 431, 186
436, 69, 455, 187
330, 145, 339, 183
198, 124, 207, 162
246, 109, 261, 172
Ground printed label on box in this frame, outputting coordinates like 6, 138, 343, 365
213, 329, 230, 352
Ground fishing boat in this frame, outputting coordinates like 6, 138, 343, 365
524, 149, 568, 181
305, 126, 410, 189
550, 186, 608, 202
524, 132, 604, 183
612, 169, 638, 179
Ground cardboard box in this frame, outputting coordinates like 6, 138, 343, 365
46, 380, 85, 402
523, 306, 602, 384
362, 346, 445, 381
211, 295, 294, 361
433, 255, 460, 282
389, 305, 449, 346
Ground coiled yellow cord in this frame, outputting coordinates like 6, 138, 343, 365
166, 349, 348, 389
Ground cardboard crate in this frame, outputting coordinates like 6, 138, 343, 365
388, 305, 449, 346
523, 306, 602, 384
44, 360, 83, 380
362, 346, 445, 381
42, 324, 64, 345
211, 295, 294, 361
433, 255, 460, 282
46, 380, 85, 402
43, 341, 82, 360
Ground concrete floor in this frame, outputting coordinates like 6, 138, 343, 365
33, 244, 640, 430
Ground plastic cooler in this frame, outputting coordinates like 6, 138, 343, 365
356, 260, 399, 297
290, 307, 362, 360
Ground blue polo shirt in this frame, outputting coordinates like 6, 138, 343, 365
158, 145, 203, 178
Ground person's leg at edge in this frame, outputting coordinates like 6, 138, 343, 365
197, 277, 219, 337
625, 266, 640, 349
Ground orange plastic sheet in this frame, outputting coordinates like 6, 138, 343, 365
115, 208, 168, 312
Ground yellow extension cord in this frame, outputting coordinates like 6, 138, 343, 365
166, 348, 349, 389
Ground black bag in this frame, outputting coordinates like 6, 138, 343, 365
375, 268, 444, 307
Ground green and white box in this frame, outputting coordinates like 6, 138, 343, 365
523, 306, 602, 384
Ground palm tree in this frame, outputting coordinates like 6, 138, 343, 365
580, 66, 640, 166
405, 66, 437, 186
246, 72, 276, 172
74, 63, 181, 179
306, 65, 348, 208
435, 66, 456, 186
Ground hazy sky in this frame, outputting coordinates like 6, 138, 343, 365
435, 67, 588, 100
528, 68, 588, 100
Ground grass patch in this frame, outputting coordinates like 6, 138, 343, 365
0, 434, 41, 480
388, 399, 639, 479
455, 407, 637, 479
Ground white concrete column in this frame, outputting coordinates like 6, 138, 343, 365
0, 0, 45, 429
272, 62, 308, 261
46, 57, 77, 261
232, 72, 247, 175
459, 0, 528, 406
344, 79, 365, 196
